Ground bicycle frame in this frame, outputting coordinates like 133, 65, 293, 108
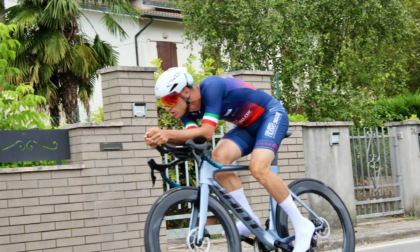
192, 159, 326, 250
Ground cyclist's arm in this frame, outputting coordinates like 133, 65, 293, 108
163, 123, 216, 144
145, 123, 216, 146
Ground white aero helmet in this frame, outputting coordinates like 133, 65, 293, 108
155, 67, 194, 98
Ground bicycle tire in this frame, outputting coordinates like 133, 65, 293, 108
144, 187, 242, 252
276, 178, 355, 252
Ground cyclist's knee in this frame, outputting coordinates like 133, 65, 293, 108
249, 166, 270, 183
212, 140, 241, 164
212, 149, 234, 164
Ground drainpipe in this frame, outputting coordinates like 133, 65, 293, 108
135, 17, 154, 66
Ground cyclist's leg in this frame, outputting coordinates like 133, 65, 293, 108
213, 125, 260, 189
250, 107, 314, 252
213, 135, 261, 236
212, 138, 242, 191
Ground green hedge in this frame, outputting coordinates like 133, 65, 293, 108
375, 91, 420, 122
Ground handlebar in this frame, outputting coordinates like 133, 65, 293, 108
147, 137, 212, 188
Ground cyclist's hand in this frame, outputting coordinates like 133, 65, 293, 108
144, 128, 158, 148
144, 127, 168, 147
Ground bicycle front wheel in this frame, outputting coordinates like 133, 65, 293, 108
144, 187, 241, 252
276, 179, 355, 252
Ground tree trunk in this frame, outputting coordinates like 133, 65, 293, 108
49, 74, 62, 127
61, 75, 79, 125
49, 102, 61, 127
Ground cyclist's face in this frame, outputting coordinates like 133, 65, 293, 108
160, 93, 180, 107
164, 88, 189, 119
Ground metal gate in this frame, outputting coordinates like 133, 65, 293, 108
350, 127, 404, 219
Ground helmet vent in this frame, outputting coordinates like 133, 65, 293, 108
169, 83, 178, 92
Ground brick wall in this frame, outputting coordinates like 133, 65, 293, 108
0, 67, 162, 252
0, 68, 306, 251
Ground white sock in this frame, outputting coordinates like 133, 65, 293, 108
279, 195, 315, 252
229, 188, 261, 236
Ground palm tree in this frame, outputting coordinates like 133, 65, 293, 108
4, 0, 140, 126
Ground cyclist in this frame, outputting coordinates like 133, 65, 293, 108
144, 67, 314, 252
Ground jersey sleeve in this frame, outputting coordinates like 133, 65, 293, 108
200, 77, 225, 127
181, 115, 199, 129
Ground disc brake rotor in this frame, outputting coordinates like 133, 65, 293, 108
186, 228, 211, 252
315, 217, 331, 239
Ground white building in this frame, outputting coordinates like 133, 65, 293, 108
5, 0, 202, 123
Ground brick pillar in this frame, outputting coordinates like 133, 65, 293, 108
98, 66, 158, 126
64, 66, 162, 252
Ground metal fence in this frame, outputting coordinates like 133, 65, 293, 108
350, 127, 404, 219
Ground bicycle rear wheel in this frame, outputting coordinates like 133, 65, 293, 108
276, 179, 355, 252
144, 187, 241, 252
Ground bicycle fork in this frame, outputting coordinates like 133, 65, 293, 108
187, 161, 215, 247
188, 183, 210, 247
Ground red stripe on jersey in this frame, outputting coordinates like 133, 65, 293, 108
202, 119, 217, 127
185, 125, 198, 130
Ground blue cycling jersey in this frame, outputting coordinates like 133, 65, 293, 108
181, 76, 289, 155
181, 76, 273, 128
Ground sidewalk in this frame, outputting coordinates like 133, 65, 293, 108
354, 216, 420, 246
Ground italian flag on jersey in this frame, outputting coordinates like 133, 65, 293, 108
184, 121, 198, 129
202, 112, 219, 127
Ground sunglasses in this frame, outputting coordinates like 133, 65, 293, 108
160, 93, 180, 107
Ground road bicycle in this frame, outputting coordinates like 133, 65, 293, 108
144, 134, 355, 251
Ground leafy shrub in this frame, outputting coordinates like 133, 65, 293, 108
375, 91, 420, 122
0, 23, 20, 89
0, 23, 49, 130
90, 107, 104, 122
0, 85, 49, 130
289, 113, 308, 122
